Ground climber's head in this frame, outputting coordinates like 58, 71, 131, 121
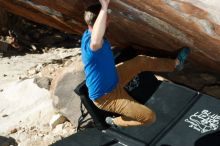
84, 4, 101, 27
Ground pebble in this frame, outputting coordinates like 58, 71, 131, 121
10, 128, 18, 134
2, 114, 8, 117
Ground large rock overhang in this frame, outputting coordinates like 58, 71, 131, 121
0, 0, 220, 72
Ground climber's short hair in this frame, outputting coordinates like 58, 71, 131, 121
84, 4, 101, 26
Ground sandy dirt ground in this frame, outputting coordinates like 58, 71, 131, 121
0, 48, 81, 146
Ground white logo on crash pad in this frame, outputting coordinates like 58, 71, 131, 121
125, 76, 140, 91
185, 110, 220, 133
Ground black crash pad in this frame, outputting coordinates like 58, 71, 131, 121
52, 74, 220, 146
154, 94, 220, 146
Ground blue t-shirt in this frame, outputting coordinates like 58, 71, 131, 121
81, 30, 119, 100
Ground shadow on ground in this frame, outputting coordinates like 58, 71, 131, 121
0, 136, 18, 146
1, 12, 81, 57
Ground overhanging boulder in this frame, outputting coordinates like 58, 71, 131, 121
0, 0, 220, 72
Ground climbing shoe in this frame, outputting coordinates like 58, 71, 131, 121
176, 47, 190, 71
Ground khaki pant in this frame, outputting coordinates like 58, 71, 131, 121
93, 55, 176, 127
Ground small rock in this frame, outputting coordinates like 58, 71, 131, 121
33, 77, 52, 90
3, 74, 7, 77
155, 75, 169, 81
41, 64, 56, 77
10, 128, 17, 134
63, 121, 72, 128
35, 64, 43, 72
31, 45, 37, 51
19, 75, 28, 80
49, 114, 67, 129
64, 60, 73, 67
43, 47, 49, 53
28, 68, 37, 75
30, 126, 35, 130
2, 114, 8, 117
0, 89, 3, 92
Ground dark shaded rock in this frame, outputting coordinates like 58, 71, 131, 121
0, 41, 8, 57
0, 136, 17, 146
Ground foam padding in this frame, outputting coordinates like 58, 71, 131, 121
154, 94, 220, 146
117, 82, 198, 145
53, 81, 220, 146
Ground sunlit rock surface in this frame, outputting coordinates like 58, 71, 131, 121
0, 0, 220, 72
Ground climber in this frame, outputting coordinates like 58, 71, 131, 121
80, 0, 190, 128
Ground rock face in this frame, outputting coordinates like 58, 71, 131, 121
50, 57, 85, 126
0, 0, 220, 72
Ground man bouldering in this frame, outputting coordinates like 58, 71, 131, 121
81, 0, 190, 128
